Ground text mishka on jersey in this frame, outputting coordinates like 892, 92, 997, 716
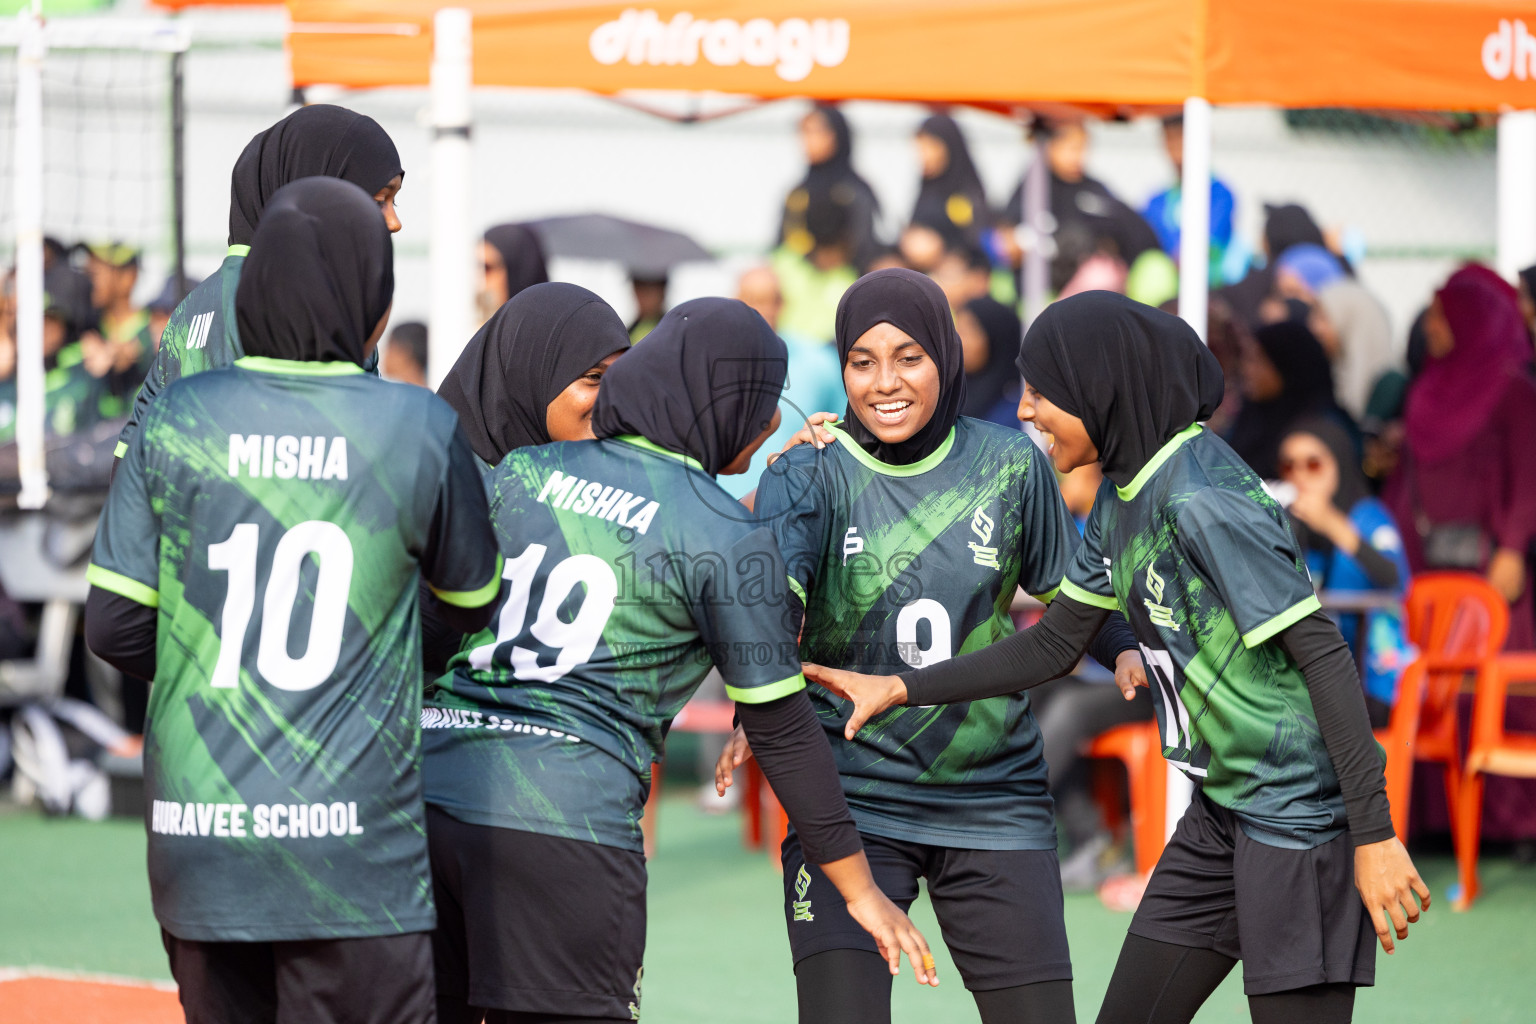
536, 469, 660, 535
228, 434, 349, 480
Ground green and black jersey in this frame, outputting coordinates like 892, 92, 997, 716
754, 419, 1078, 850
1062, 425, 1349, 848
423, 436, 806, 852
115, 246, 247, 458
114, 248, 377, 458
88, 357, 502, 942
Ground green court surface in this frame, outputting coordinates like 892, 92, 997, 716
2, 797, 1533, 1022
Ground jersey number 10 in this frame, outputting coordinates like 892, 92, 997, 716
208, 521, 353, 691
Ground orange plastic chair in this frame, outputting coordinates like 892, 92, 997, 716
1374, 658, 1428, 843
1453, 653, 1536, 910
1086, 719, 1167, 876
1396, 573, 1509, 839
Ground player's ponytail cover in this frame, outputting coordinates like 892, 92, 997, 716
1018, 291, 1223, 488
235, 177, 394, 367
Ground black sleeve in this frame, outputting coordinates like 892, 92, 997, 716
1087, 611, 1139, 671
901, 595, 1109, 705
1278, 610, 1395, 847
418, 577, 495, 678
84, 586, 158, 682
736, 690, 862, 865
1349, 542, 1401, 591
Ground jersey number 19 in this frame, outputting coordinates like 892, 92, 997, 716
468, 543, 617, 682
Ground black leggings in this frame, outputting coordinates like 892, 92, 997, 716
437, 1005, 626, 1024
1095, 934, 1356, 1024
795, 948, 1076, 1024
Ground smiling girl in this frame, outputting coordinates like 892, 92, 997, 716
808, 291, 1430, 1024
723, 269, 1140, 1024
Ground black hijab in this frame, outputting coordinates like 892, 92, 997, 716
437, 283, 631, 465
483, 224, 550, 301
1224, 320, 1349, 479
1218, 203, 1329, 329
591, 298, 786, 476
911, 115, 990, 246
1018, 291, 1224, 488
228, 105, 402, 247
235, 177, 393, 365
780, 105, 881, 259
834, 268, 967, 465
1284, 414, 1371, 558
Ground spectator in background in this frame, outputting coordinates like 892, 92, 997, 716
1224, 319, 1354, 479
771, 187, 859, 345
1384, 264, 1536, 649
1360, 309, 1429, 492
1279, 418, 1412, 728
778, 104, 882, 273
1001, 118, 1159, 294
627, 271, 669, 342
84, 243, 154, 382
910, 114, 992, 250
477, 223, 548, 324
1220, 201, 1329, 329
146, 274, 199, 352
383, 321, 429, 387
0, 288, 109, 445
1142, 113, 1236, 286
929, 243, 1021, 425
1275, 243, 1394, 421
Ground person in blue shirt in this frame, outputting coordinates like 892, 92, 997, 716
1279, 418, 1414, 726
1143, 114, 1236, 287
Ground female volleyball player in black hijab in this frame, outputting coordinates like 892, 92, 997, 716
806, 291, 1430, 1024
717, 270, 1137, 1024
116, 104, 404, 460
437, 282, 631, 465
420, 296, 937, 1024
88, 177, 499, 1024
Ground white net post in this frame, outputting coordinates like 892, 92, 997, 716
1497, 110, 1536, 280
1177, 97, 1212, 343
428, 8, 474, 389
12, 7, 47, 509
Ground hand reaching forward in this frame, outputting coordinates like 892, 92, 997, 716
1355, 837, 1430, 954
802, 664, 907, 739
1114, 649, 1148, 701
714, 725, 752, 797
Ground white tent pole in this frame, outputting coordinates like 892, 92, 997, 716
1021, 137, 1052, 328
428, 7, 474, 389
13, 6, 48, 509
1176, 97, 1211, 343
1497, 110, 1536, 281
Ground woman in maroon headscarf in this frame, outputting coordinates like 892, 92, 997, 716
1384, 263, 1536, 648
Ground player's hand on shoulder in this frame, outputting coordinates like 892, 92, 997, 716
803, 664, 906, 739
1354, 836, 1430, 954
766, 412, 839, 467
842, 887, 939, 987
1114, 649, 1147, 701
714, 725, 752, 797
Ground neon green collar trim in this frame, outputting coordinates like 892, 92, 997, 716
1116, 423, 1202, 501
235, 356, 364, 377
826, 422, 956, 477
612, 434, 705, 473
227, 244, 250, 258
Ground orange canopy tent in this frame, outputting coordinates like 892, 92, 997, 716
276, 0, 1536, 112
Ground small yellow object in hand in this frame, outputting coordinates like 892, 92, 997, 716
922, 953, 936, 973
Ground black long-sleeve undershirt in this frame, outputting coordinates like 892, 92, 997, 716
736, 690, 863, 865
902, 596, 1394, 846
85, 586, 158, 681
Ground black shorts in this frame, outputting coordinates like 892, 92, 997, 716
427, 805, 647, 1021
1129, 789, 1376, 996
780, 829, 1072, 992
162, 928, 434, 1024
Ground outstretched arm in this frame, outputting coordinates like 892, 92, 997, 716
805, 595, 1112, 738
